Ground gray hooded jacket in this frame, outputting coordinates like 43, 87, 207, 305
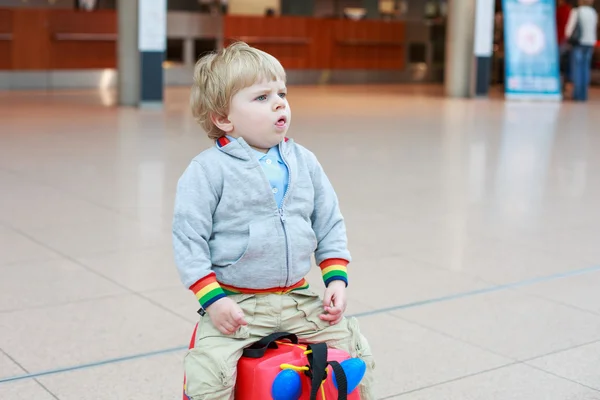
172, 137, 351, 292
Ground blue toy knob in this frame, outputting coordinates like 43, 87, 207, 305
333, 358, 366, 394
272, 369, 302, 400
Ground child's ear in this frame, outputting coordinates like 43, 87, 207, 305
211, 113, 233, 133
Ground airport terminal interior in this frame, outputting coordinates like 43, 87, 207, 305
2, 0, 600, 399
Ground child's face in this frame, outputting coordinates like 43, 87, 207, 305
226, 78, 290, 152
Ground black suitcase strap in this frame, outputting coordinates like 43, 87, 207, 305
306, 343, 348, 400
242, 331, 299, 359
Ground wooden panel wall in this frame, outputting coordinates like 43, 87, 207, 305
0, 8, 116, 71
11, 10, 51, 69
0, 9, 12, 70
1, 10, 404, 72
332, 20, 405, 69
224, 15, 405, 70
47, 10, 116, 69
224, 16, 313, 69
305, 19, 334, 69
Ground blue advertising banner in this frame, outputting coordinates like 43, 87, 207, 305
502, 0, 562, 100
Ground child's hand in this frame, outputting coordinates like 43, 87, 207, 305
206, 297, 248, 335
320, 280, 347, 326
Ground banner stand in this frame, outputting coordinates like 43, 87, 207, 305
502, 0, 562, 101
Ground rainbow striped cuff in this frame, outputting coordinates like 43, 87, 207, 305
320, 258, 349, 287
189, 273, 226, 309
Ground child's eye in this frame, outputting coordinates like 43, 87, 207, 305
256, 95, 267, 101
278, 93, 287, 99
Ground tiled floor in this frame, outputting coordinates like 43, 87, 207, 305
1, 85, 600, 399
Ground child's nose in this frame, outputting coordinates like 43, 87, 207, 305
273, 99, 286, 110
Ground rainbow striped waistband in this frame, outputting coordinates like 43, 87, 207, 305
220, 278, 310, 296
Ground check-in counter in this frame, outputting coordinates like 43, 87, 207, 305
0, 8, 116, 70
0, 9, 12, 71
220, 15, 411, 84
0, 7, 446, 89
223, 16, 406, 70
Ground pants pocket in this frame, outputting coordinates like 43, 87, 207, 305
289, 289, 330, 332
184, 344, 240, 399
347, 317, 376, 370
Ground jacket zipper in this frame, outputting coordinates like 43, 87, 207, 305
278, 142, 292, 287
278, 209, 291, 287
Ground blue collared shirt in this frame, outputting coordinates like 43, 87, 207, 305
251, 145, 289, 208
224, 136, 289, 208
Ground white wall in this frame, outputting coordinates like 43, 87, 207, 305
227, 0, 280, 15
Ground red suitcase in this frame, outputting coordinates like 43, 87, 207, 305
184, 327, 365, 400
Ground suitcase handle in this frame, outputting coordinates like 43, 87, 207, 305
242, 332, 299, 358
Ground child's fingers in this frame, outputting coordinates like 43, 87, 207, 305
319, 312, 339, 322
218, 321, 237, 335
323, 292, 334, 308
324, 305, 342, 315
327, 300, 347, 312
233, 311, 248, 326
320, 313, 344, 325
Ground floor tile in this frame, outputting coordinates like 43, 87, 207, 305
0, 380, 57, 400
0, 295, 193, 372
342, 256, 489, 309
0, 351, 57, 400
528, 341, 600, 391
356, 314, 512, 398
23, 218, 171, 259
504, 226, 600, 266
139, 287, 200, 324
75, 246, 181, 292
374, 221, 589, 285
37, 351, 185, 400
393, 289, 600, 361
0, 178, 123, 231
0, 258, 126, 312
391, 363, 600, 400
0, 227, 60, 266
521, 270, 600, 315
1, 350, 26, 376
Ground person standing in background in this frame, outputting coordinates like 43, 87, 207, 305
565, 0, 598, 101
557, 0, 573, 91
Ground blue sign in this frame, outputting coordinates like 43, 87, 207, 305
502, 0, 562, 100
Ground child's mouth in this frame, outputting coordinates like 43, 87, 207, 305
275, 117, 287, 127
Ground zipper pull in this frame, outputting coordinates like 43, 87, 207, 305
279, 208, 286, 222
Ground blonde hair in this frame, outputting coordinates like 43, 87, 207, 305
190, 42, 286, 140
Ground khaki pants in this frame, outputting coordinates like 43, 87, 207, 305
184, 289, 376, 400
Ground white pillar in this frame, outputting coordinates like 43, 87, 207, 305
473, 0, 495, 96
117, 0, 166, 107
117, 0, 140, 106
444, 0, 476, 98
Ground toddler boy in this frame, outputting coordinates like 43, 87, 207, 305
173, 41, 375, 400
